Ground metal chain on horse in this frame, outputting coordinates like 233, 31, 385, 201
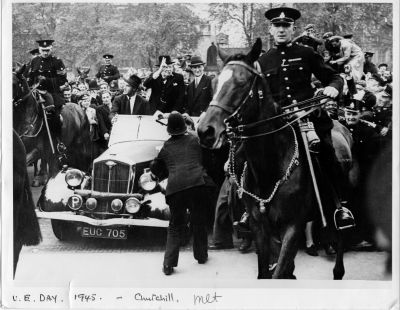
228, 125, 299, 213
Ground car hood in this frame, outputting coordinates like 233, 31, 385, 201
94, 140, 164, 166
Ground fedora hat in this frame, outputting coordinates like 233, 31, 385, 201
189, 55, 205, 67
123, 74, 142, 88
88, 79, 99, 90
155, 55, 173, 66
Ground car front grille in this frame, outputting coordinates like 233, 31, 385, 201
92, 161, 132, 216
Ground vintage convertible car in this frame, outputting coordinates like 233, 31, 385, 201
37, 115, 186, 241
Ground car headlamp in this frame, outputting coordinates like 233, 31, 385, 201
125, 197, 141, 214
111, 199, 123, 212
67, 195, 83, 211
139, 168, 157, 191
65, 169, 84, 187
86, 198, 97, 211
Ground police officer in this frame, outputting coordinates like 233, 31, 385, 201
28, 39, 68, 136
95, 54, 120, 84
342, 99, 381, 246
150, 112, 216, 275
257, 7, 353, 229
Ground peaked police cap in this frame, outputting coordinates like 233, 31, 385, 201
265, 7, 301, 25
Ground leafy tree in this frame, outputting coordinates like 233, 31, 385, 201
12, 3, 202, 72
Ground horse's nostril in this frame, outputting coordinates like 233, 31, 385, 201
198, 126, 216, 148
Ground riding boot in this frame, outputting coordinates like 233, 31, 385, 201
318, 131, 355, 230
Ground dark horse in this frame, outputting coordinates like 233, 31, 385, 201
13, 130, 42, 277
13, 65, 49, 186
198, 38, 354, 279
13, 66, 94, 178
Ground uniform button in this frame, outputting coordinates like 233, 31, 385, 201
286, 86, 290, 90
299, 67, 303, 70
281, 51, 285, 55
287, 95, 291, 98
284, 77, 289, 81
292, 100, 297, 104
283, 68, 287, 71
267, 73, 270, 77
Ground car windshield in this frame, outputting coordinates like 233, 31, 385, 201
109, 115, 170, 145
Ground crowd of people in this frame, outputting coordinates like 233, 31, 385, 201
16, 5, 393, 276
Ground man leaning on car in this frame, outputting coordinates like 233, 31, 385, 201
110, 74, 151, 124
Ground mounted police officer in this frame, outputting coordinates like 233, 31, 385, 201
27, 39, 68, 137
257, 7, 354, 229
95, 54, 120, 85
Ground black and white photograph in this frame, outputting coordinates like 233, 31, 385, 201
2, 1, 399, 309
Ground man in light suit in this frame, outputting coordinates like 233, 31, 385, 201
185, 56, 213, 116
143, 55, 185, 113
110, 74, 151, 123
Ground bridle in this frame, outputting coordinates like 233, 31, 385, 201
13, 75, 44, 138
16, 89, 44, 138
209, 60, 328, 141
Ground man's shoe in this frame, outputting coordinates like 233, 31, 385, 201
239, 238, 252, 253
334, 206, 356, 230
305, 244, 319, 256
197, 257, 208, 264
208, 243, 234, 250
162, 265, 174, 276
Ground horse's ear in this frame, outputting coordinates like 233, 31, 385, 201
217, 43, 229, 63
77, 67, 82, 75
246, 38, 262, 63
84, 68, 90, 74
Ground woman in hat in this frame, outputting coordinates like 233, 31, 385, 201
150, 111, 216, 275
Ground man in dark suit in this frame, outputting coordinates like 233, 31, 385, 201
143, 55, 185, 113
110, 74, 151, 123
150, 112, 216, 275
185, 56, 213, 116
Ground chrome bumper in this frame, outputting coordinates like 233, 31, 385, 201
36, 210, 169, 228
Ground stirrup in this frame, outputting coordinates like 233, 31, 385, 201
57, 142, 67, 154
334, 206, 356, 230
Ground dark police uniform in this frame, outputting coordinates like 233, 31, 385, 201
259, 7, 349, 220
258, 43, 343, 111
95, 64, 120, 84
28, 54, 67, 109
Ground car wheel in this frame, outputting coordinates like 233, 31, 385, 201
51, 220, 78, 241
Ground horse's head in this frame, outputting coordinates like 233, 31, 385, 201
13, 64, 29, 103
198, 38, 270, 149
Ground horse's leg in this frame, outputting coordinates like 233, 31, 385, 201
251, 216, 271, 279
39, 156, 49, 185
333, 229, 345, 280
272, 223, 301, 279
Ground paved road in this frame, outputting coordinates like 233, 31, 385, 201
12, 168, 391, 284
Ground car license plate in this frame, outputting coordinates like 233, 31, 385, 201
80, 226, 127, 240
